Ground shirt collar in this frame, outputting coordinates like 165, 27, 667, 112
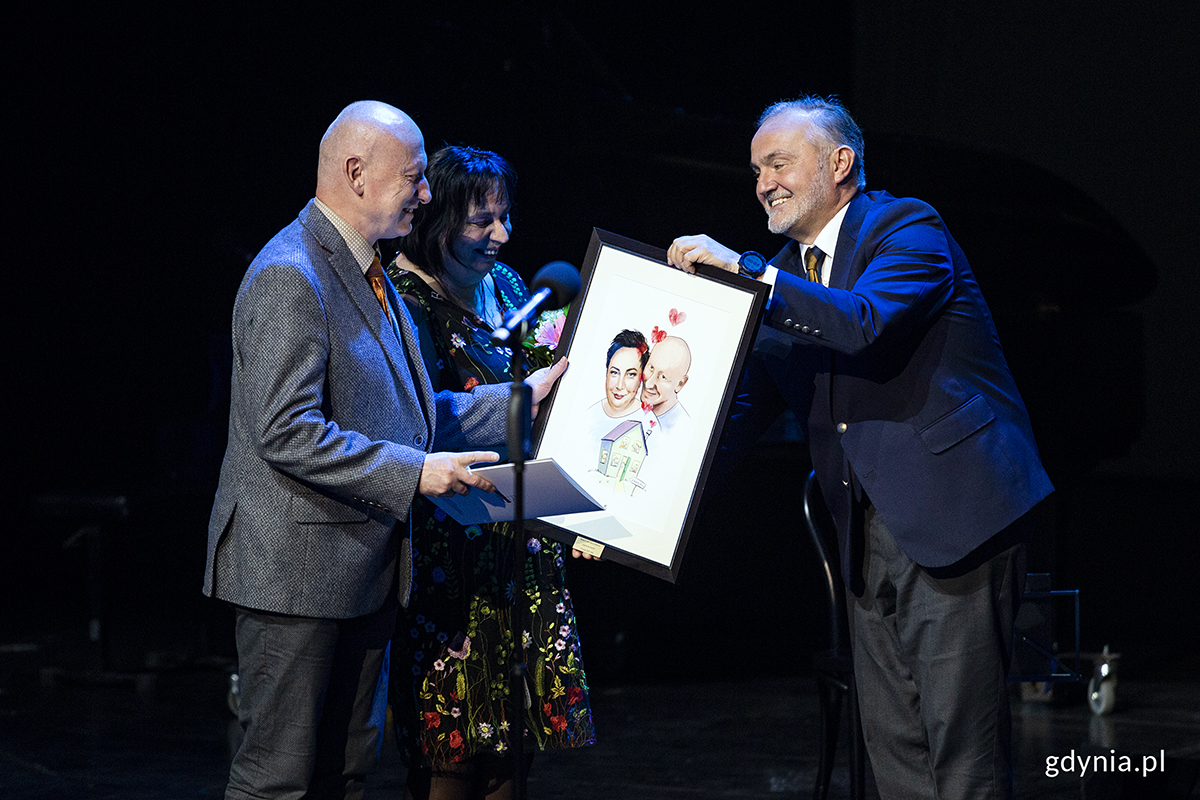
314, 197, 378, 275
806, 200, 851, 286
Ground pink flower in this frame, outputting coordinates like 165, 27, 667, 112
533, 311, 566, 349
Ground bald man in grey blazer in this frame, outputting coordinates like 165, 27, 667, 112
205, 101, 565, 800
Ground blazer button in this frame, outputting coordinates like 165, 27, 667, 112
414, 434, 424, 446
783, 318, 794, 327
813, 329, 821, 336
801, 325, 811, 334
836, 422, 847, 433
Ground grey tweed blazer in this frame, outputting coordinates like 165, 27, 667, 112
204, 200, 507, 618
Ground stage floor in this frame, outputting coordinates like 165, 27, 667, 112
5, 471, 1198, 798
2, 647, 1196, 799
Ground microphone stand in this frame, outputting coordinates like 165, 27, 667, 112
504, 322, 532, 800
491, 261, 579, 798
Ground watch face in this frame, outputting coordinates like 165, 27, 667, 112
740, 252, 766, 276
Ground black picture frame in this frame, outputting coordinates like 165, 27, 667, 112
529, 229, 769, 582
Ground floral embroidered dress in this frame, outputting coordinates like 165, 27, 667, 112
385, 260, 594, 767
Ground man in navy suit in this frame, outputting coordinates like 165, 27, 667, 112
206, 101, 564, 799
670, 96, 1053, 799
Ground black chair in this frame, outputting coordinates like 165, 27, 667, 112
802, 469, 866, 800
32, 493, 146, 687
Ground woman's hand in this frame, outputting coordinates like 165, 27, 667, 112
526, 357, 569, 417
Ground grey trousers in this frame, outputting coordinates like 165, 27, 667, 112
226, 594, 398, 800
849, 504, 1029, 800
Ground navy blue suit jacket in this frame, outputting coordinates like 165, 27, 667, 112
735, 190, 1052, 578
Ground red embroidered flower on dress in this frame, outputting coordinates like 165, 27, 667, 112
449, 730, 463, 749
424, 712, 441, 729
551, 715, 568, 732
463, 376, 480, 391
566, 687, 583, 705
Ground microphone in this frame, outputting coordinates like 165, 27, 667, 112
491, 261, 581, 345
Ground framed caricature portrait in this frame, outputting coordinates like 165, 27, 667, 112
530, 229, 769, 582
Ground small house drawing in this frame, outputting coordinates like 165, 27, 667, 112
597, 419, 649, 489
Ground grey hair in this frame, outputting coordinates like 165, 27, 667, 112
757, 95, 866, 189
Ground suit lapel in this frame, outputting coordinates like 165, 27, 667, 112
831, 192, 871, 291
385, 277, 437, 433
298, 202, 433, 439
770, 239, 804, 277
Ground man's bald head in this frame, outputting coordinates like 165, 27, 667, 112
315, 101, 431, 244
641, 336, 691, 415
318, 102, 419, 175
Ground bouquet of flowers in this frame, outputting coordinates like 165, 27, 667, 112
523, 307, 566, 369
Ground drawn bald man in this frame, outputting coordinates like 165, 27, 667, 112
641, 335, 692, 435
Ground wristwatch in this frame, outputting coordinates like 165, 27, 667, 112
737, 250, 768, 278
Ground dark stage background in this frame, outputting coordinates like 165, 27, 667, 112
7, 3, 1198, 684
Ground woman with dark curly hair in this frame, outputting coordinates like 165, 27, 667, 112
385, 145, 594, 800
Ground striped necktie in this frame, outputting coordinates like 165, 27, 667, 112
804, 246, 825, 284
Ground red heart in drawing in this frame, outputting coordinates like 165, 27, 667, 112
651, 326, 666, 343
668, 308, 686, 326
